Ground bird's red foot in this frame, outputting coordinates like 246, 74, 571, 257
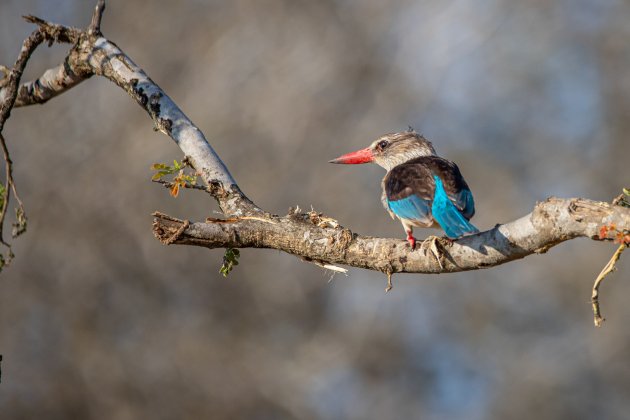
406, 230, 416, 250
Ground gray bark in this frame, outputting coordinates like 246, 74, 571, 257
153, 198, 630, 274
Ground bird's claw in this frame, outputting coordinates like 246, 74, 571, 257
419, 235, 444, 269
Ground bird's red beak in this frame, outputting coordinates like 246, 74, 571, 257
329, 147, 374, 164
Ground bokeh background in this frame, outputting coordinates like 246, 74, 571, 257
1, 0, 629, 418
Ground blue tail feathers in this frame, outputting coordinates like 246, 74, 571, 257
431, 175, 479, 238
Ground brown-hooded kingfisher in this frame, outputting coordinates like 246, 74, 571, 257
330, 130, 479, 250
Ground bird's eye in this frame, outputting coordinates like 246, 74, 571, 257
377, 140, 389, 150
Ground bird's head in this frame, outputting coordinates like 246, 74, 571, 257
329, 131, 436, 170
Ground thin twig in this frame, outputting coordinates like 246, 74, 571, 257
0, 30, 45, 130
315, 262, 348, 274
0, 29, 45, 256
152, 211, 183, 223
384, 266, 395, 292
591, 243, 627, 327
0, 135, 11, 248
152, 179, 210, 193
89, 0, 106, 36
0, 133, 26, 240
385, 271, 393, 292
22, 16, 81, 44
300, 256, 349, 275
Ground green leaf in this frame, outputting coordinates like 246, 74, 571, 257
151, 159, 199, 193
220, 248, 240, 277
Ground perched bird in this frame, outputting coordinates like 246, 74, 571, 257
329, 131, 479, 250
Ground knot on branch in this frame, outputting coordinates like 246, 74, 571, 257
530, 197, 562, 232
337, 228, 353, 249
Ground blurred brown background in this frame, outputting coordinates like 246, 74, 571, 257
1, 0, 629, 419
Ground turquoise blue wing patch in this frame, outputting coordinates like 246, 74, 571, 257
387, 195, 431, 222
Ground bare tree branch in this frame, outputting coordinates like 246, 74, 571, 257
10, 61, 89, 107
2, 8, 256, 213
0, 17, 83, 107
152, 198, 630, 274
83, 38, 253, 213
1, 3, 628, 319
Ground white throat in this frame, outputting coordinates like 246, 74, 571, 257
377, 149, 436, 171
